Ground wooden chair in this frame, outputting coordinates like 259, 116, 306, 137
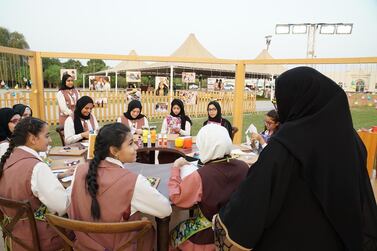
358, 131, 377, 178
45, 214, 153, 251
56, 125, 66, 146
231, 126, 239, 140
136, 147, 186, 164
0, 197, 41, 251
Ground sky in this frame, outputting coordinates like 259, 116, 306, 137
1, 0, 376, 64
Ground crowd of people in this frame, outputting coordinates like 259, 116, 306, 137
1, 68, 377, 250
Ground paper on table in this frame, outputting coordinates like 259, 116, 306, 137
180, 163, 198, 179
245, 124, 258, 145
231, 148, 257, 156
52, 169, 66, 174
81, 142, 89, 147
61, 175, 73, 183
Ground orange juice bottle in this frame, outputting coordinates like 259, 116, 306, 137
150, 126, 157, 146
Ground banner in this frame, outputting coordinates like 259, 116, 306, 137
155, 102, 168, 112
207, 78, 226, 90
182, 72, 196, 83
178, 90, 197, 105
155, 76, 169, 96
126, 71, 141, 82
126, 88, 141, 102
88, 76, 110, 91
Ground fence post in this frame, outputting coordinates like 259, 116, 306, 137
232, 62, 245, 144
29, 52, 46, 120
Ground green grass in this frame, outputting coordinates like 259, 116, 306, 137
50, 107, 377, 146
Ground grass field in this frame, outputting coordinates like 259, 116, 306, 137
49, 107, 377, 146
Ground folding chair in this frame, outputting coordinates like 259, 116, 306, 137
45, 214, 153, 251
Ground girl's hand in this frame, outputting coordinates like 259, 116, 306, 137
58, 167, 75, 179
250, 132, 261, 142
81, 131, 90, 139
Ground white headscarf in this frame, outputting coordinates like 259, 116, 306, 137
196, 124, 232, 164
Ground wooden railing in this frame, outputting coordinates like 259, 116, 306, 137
0, 90, 256, 125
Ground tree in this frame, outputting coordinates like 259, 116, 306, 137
85, 59, 107, 73
0, 27, 30, 86
44, 64, 61, 88
62, 59, 83, 71
42, 58, 61, 70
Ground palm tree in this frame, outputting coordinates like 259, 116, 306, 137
0, 27, 30, 87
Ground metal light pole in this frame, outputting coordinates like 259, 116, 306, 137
275, 23, 353, 58
265, 35, 272, 51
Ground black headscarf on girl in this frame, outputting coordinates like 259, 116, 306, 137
124, 100, 145, 120
273, 67, 377, 250
170, 99, 192, 130
59, 74, 74, 90
0, 108, 15, 141
73, 96, 94, 134
204, 100, 233, 138
13, 104, 32, 117
207, 101, 222, 123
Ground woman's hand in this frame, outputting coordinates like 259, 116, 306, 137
81, 131, 90, 139
173, 157, 189, 168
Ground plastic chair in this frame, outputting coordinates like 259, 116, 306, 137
55, 125, 66, 146
0, 197, 41, 251
45, 214, 153, 251
136, 147, 186, 164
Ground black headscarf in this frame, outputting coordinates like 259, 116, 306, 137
170, 99, 192, 130
218, 67, 377, 250
59, 74, 74, 90
13, 104, 32, 117
0, 108, 15, 141
124, 100, 145, 120
203, 101, 233, 138
272, 67, 377, 250
207, 101, 222, 123
73, 96, 94, 134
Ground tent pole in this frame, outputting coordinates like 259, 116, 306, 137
115, 71, 118, 93
170, 65, 173, 102
83, 74, 85, 90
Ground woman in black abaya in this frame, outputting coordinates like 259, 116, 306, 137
214, 67, 377, 251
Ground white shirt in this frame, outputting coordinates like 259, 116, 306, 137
161, 118, 191, 136
56, 90, 80, 116
0, 141, 9, 158
18, 146, 70, 216
116, 117, 149, 134
105, 157, 172, 219
64, 114, 99, 145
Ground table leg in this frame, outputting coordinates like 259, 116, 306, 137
155, 215, 170, 251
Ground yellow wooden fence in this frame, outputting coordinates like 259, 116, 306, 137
0, 90, 256, 125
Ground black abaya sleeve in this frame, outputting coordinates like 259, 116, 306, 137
218, 139, 295, 249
